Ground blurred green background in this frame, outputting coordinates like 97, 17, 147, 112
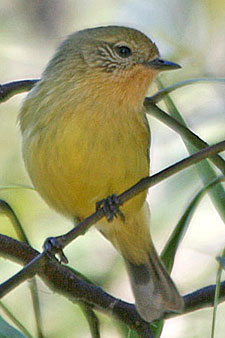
0, 1, 225, 337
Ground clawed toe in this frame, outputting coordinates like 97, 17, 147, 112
96, 194, 125, 222
43, 236, 68, 264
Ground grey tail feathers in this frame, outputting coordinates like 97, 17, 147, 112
125, 246, 184, 322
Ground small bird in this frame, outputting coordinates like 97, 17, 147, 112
19, 26, 183, 322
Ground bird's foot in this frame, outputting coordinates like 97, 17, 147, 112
43, 236, 68, 264
96, 194, 125, 222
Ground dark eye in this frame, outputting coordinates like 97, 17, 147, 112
115, 45, 132, 58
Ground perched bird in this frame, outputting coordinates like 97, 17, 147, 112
19, 26, 183, 322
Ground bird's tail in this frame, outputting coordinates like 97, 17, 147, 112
98, 201, 183, 322
125, 243, 184, 322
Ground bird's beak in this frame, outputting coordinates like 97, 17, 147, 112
147, 58, 181, 71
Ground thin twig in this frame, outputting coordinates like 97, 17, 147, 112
144, 100, 225, 175
54, 139, 225, 251
0, 250, 47, 298
150, 78, 225, 104
1, 78, 225, 104
156, 78, 225, 223
0, 80, 39, 103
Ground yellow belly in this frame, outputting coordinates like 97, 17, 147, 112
23, 106, 150, 221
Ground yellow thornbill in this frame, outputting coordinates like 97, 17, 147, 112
19, 26, 183, 322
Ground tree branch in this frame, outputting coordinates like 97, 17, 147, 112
0, 234, 154, 338
0, 234, 225, 336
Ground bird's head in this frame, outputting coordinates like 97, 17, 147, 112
77, 26, 180, 73
44, 26, 181, 110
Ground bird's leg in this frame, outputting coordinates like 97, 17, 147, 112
96, 194, 125, 222
43, 195, 125, 264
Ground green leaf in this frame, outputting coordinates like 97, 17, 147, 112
211, 248, 225, 338
150, 319, 164, 338
216, 256, 225, 270
150, 177, 224, 337
144, 101, 225, 175
0, 199, 29, 243
127, 329, 140, 338
156, 78, 225, 222
150, 78, 225, 103
79, 303, 100, 338
0, 316, 27, 338
161, 176, 225, 272
0, 303, 34, 338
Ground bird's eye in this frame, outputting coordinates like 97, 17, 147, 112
115, 45, 132, 58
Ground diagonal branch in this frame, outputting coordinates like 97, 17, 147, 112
144, 100, 225, 175
150, 78, 225, 104
54, 139, 225, 250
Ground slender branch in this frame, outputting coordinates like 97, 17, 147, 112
120, 139, 225, 200
0, 251, 48, 299
1, 78, 225, 104
0, 80, 39, 103
55, 139, 225, 250
182, 282, 225, 314
150, 78, 225, 104
156, 78, 225, 223
144, 100, 225, 175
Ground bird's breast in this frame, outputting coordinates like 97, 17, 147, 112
23, 104, 150, 220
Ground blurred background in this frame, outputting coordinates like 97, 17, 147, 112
0, 1, 225, 337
